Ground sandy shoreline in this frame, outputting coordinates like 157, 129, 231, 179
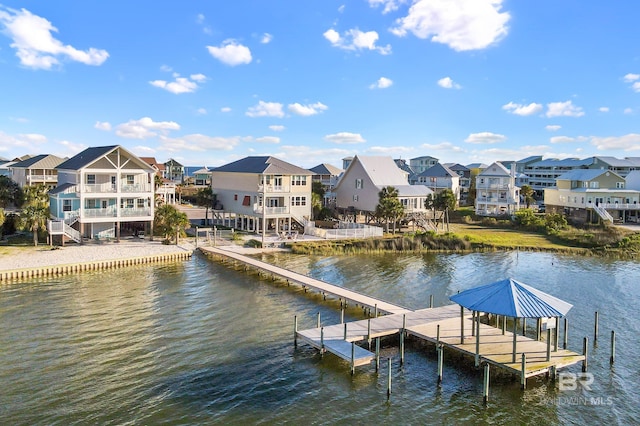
0, 239, 195, 272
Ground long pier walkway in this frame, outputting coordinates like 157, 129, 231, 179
200, 246, 411, 315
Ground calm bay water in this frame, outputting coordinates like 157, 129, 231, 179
0, 251, 638, 425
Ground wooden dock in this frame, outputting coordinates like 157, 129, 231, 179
200, 246, 411, 315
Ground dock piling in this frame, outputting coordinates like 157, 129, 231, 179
294, 315, 298, 348
317, 312, 321, 328
475, 314, 480, 367
472, 311, 476, 337
430, 294, 434, 309
320, 327, 325, 357
340, 306, 344, 324
460, 306, 465, 344
437, 344, 444, 384
546, 328, 551, 362
375, 337, 380, 372
594, 311, 599, 343
582, 337, 589, 372
502, 315, 506, 335
563, 318, 568, 350
436, 324, 440, 352
367, 319, 372, 349
610, 330, 616, 365
536, 318, 542, 341
554, 319, 559, 352
483, 362, 490, 404
351, 342, 355, 375
521, 353, 526, 390
374, 303, 378, 318
387, 358, 392, 399
512, 317, 518, 363
344, 323, 347, 340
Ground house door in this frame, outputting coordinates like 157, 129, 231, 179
111, 176, 116, 189
274, 176, 282, 189
269, 198, 279, 207
595, 197, 603, 206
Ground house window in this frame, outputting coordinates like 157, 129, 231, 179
86, 199, 97, 209
616, 182, 625, 189
63, 199, 72, 212
353, 195, 359, 202
87, 174, 96, 184
127, 199, 134, 208
242, 196, 251, 206
137, 199, 145, 208
127, 175, 135, 185
590, 181, 599, 189
355, 179, 363, 189
234, 194, 238, 201
479, 178, 485, 185
292, 175, 307, 186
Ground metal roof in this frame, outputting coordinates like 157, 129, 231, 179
213, 156, 312, 175
391, 184, 433, 197
449, 278, 573, 318
56, 146, 119, 170
10, 154, 65, 169
556, 169, 622, 181
418, 163, 457, 178
309, 163, 343, 175
356, 155, 411, 186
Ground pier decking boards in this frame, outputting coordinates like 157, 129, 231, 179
201, 247, 411, 315
201, 246, 585, 380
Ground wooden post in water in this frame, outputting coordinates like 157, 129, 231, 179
563, 318, 568, 349
351, 342, 355, 375
340, 306, 344, 324
546, 328, 551, 362
376, 337, 380, 372
502, 315, 506, 335
475, 313, 481, 368
522, 317, 526, 336
483, 362, 490, 404
344, 323, 347, 340
512, 317, 518, 363
521, 353, 527, 390
320, 327, 325, 357
610, 330, 616, 365
594, 311, 599, 343
437, 344, 444, 384
400, 315, 406, 366
536, 318, 542, 341
554, 318, 559, 352
387, 358, 392, 399
367, 319, 372, 350
436, 324, 440, 352
294, 315, 298, 348
460, 306, 465, 344
582, 337, 589, 372
317, 312, 321, 328
374, 304, 378, 318
430, 295, 434, 309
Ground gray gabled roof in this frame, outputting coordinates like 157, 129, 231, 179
355, 156, 411, 186
309, 163, 343, 176
418, 163, 457, 178
48, 182, 77, 195
56, 146, 119, 170
392, 184, 434, 197
478, 162, 511, 176
444, 163, 470, 172
556, 169, 623, 181
10, 154, 65, 169
529, 157, 594, 168
466, 163, 489, 170
214, 156, 312, 175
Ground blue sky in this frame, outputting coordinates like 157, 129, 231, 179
1, 1, 639, 169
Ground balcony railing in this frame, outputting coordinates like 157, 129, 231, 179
26, 175, 57, 182
598, 203, 640, 210
120, 207, 152, 217
253, 205, 290, 215
82, 183, 117, 193
83, 207, 118, 218
121, 183, 151, 193
258, 184, 290, 193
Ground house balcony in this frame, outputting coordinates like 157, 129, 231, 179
253, 205, 290, 215
120, 207, 152, 217
257, 184, 290, 193
476, 183, 511, 190
83, 207, 118, 218
26, 175, 57, 183
82, 183, 117, 193
597, 203, 640, 210
65, 207, 152, 220
121, 183, 152, 193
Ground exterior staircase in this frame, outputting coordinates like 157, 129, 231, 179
593, 204, 613, 223
48, 220, 82, 243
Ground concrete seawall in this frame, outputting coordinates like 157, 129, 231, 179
0, 251, 192, 282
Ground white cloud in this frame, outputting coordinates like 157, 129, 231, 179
221, 107, 232, 113
58, 140, 87, 156
465, 132, 506, 144
0, 6, 108, 69
545, 125, 561, 131
9, 116, 29, 123
599, 107, 610, 113
591, 134, 640, 151
206, 40, 252, 66
20, 133, 47, 143
160, 64, 172, 72
502, 101, 543, 116
370, 77, 393, 89
632, 82, 640, 93
288, 102, 328, 116
623, 73, 640, 83
196, 14, 205, 25
246, 101, 285, 118
550, 136, 585, 144
261, 33, 273, 44
323, 28, 391, 55
420, 142, 465, 152
324, 132, 366, 144
94, 121, 112, 131
624, 108, 634, 115
158, 134, 240, 152
0, 131, 47, 152
269, 125, 285, 132
368, 0, 405, 14
149, 72, 206, 94
437, 77, 461, 89
196, 108, 207, 115
368, 145, 413, 154
254, 136, 280, 144
115, 117, 180, 140
546, 101, 585, 118
390, 0, 510, 51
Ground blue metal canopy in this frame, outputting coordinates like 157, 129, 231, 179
449, 278, 573, 318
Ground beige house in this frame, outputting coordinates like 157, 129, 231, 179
210, 156, 313, 236
416, 163, 461, 204
334, 155, 433, 216
475, 162, 520, 216
9, 154, 65, 188
544, 169, 640, 223
48, 145, 156, 242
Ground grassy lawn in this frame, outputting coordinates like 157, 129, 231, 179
446, 223, 582, 251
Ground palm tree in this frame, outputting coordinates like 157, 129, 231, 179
154, 204, 190, 244
434, 189, 457, 232
195, 187, 215, 225
375, 186, 404, 233
520, 184, 535, 208
18, 184, 50, 246
0, 176, 23, 208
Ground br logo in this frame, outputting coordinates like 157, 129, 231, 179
558, 372, 594, 391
